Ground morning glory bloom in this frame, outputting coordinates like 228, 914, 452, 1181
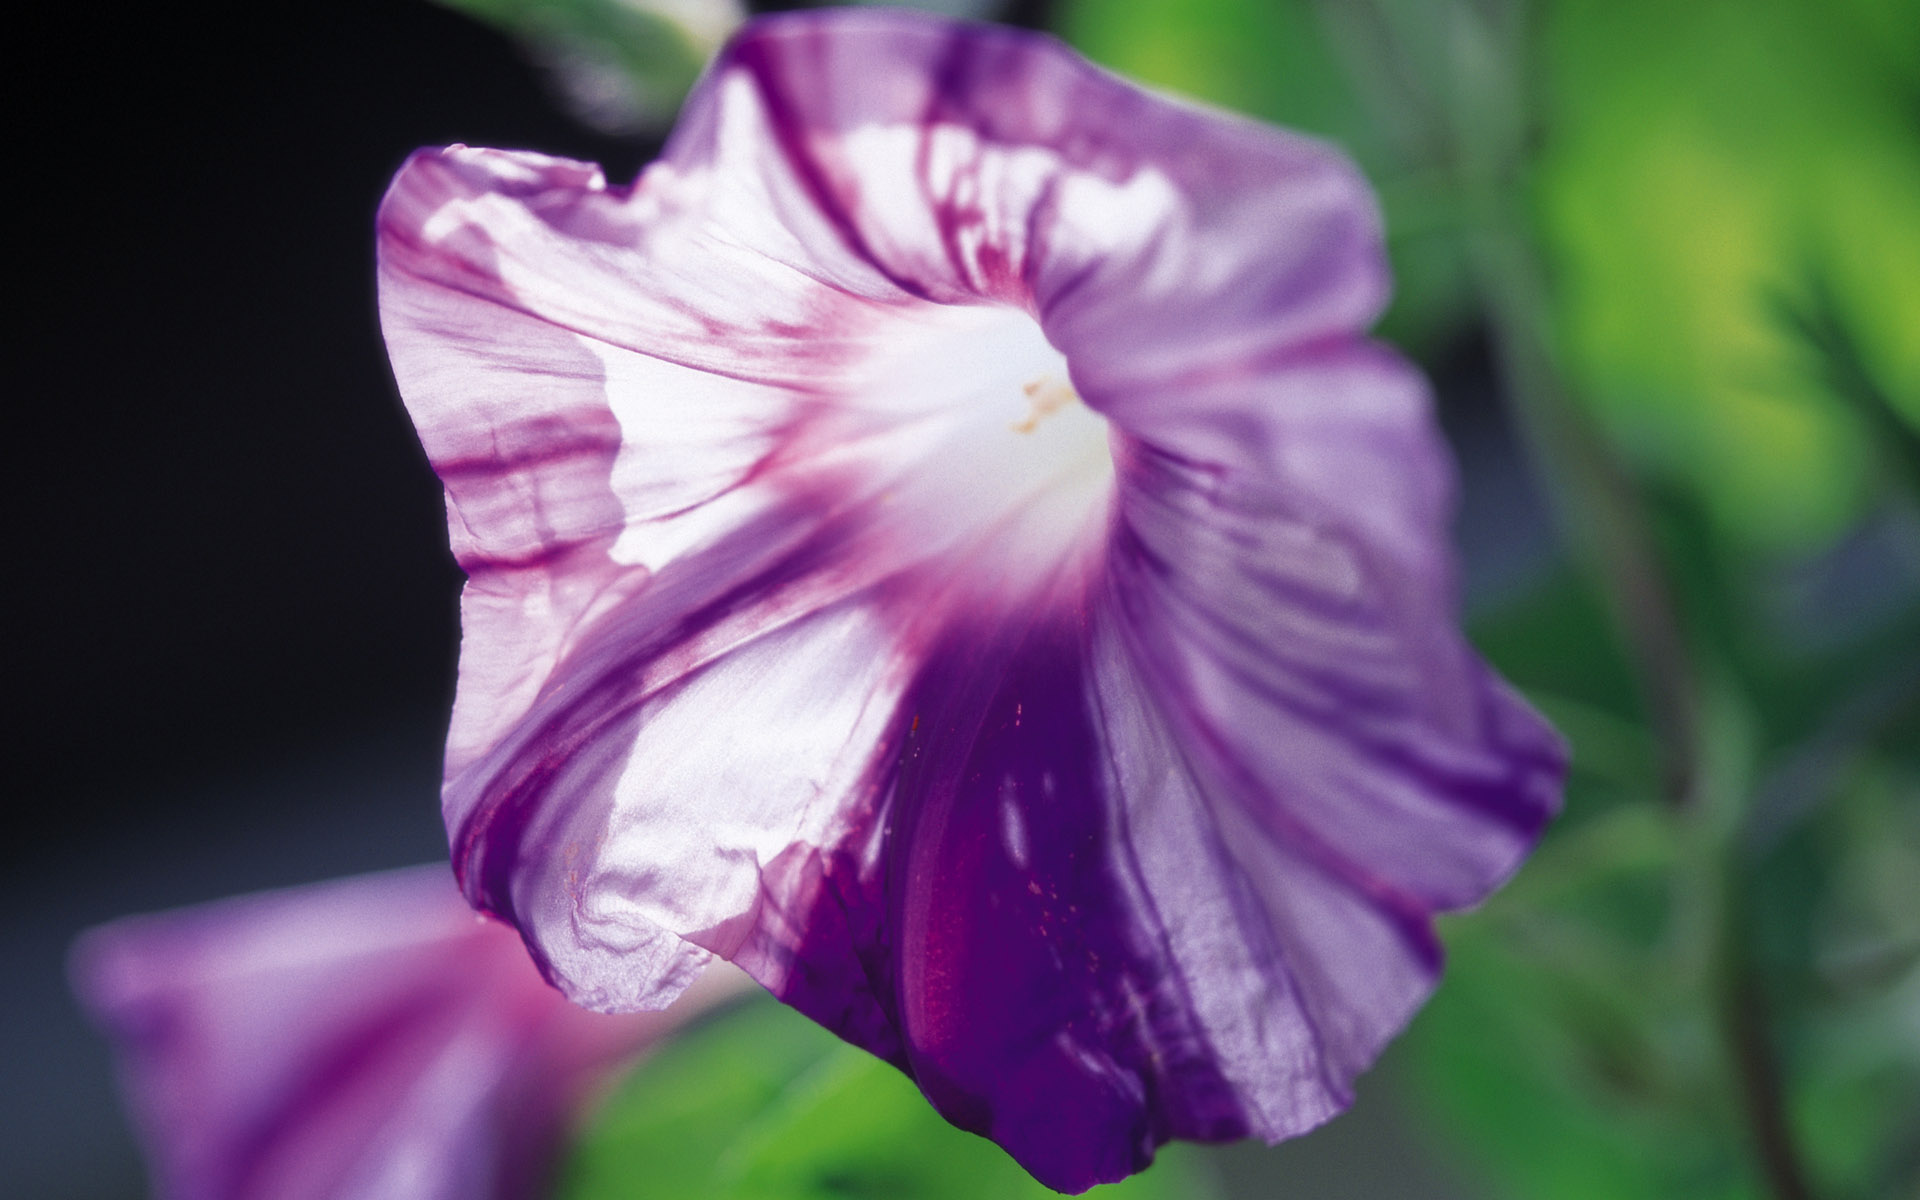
378, 9, 1564, 1192
72, 866, 745, 1200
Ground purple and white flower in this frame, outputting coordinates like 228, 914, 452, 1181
72, 866, 745, 1200
378, 9, 1564, 1192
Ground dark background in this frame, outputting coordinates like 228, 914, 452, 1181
12, 0, 650, 848
6, 3, 1536, 1195
8, 4, 639, 1194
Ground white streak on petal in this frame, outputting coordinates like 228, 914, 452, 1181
581, 335, 792, 571
999, 774, 1031, 871
513, 601, 906, 1011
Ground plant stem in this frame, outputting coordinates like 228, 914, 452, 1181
1465, 221, 1701, 807
1716, 869, 1818, 1200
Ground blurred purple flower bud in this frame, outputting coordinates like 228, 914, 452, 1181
72, 866, 746, 1200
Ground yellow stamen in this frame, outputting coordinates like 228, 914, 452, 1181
1012, 375, 1079, 433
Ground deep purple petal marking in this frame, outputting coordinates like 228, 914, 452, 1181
887, 611, 1248, 1188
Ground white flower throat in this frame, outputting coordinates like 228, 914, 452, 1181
594, 302, 1114, 597
1013, 375, 1078, 434
849, 305, 1117, 596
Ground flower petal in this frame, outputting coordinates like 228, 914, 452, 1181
380, 9, 1565, 1193
71, 866, 744, 1200
1108, 345, 1563, 913
1095, 356, 1565, 1153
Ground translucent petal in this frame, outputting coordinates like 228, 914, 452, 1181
71, 866, 745, 1200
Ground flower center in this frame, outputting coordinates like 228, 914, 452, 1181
1013, 375, 1079, 434
846, 305, 1116, 600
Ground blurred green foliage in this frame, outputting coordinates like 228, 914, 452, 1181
1537, 0, 1920, 550
560, 993, 1221, 1200
430, 0, 740, 132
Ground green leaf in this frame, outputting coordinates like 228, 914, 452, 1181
430, 0, 739, 132
1467, 564, 1646, 725
1748, 754, 1920, 1197
1409, 932, 1769, 1200
1409, 883, 1770, 1200
557, 998, 829, 1199
560, 994, 1222, 1200
1057, 0, 1369, 146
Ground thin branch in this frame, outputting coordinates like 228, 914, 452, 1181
1717, 878, 1818, 1200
